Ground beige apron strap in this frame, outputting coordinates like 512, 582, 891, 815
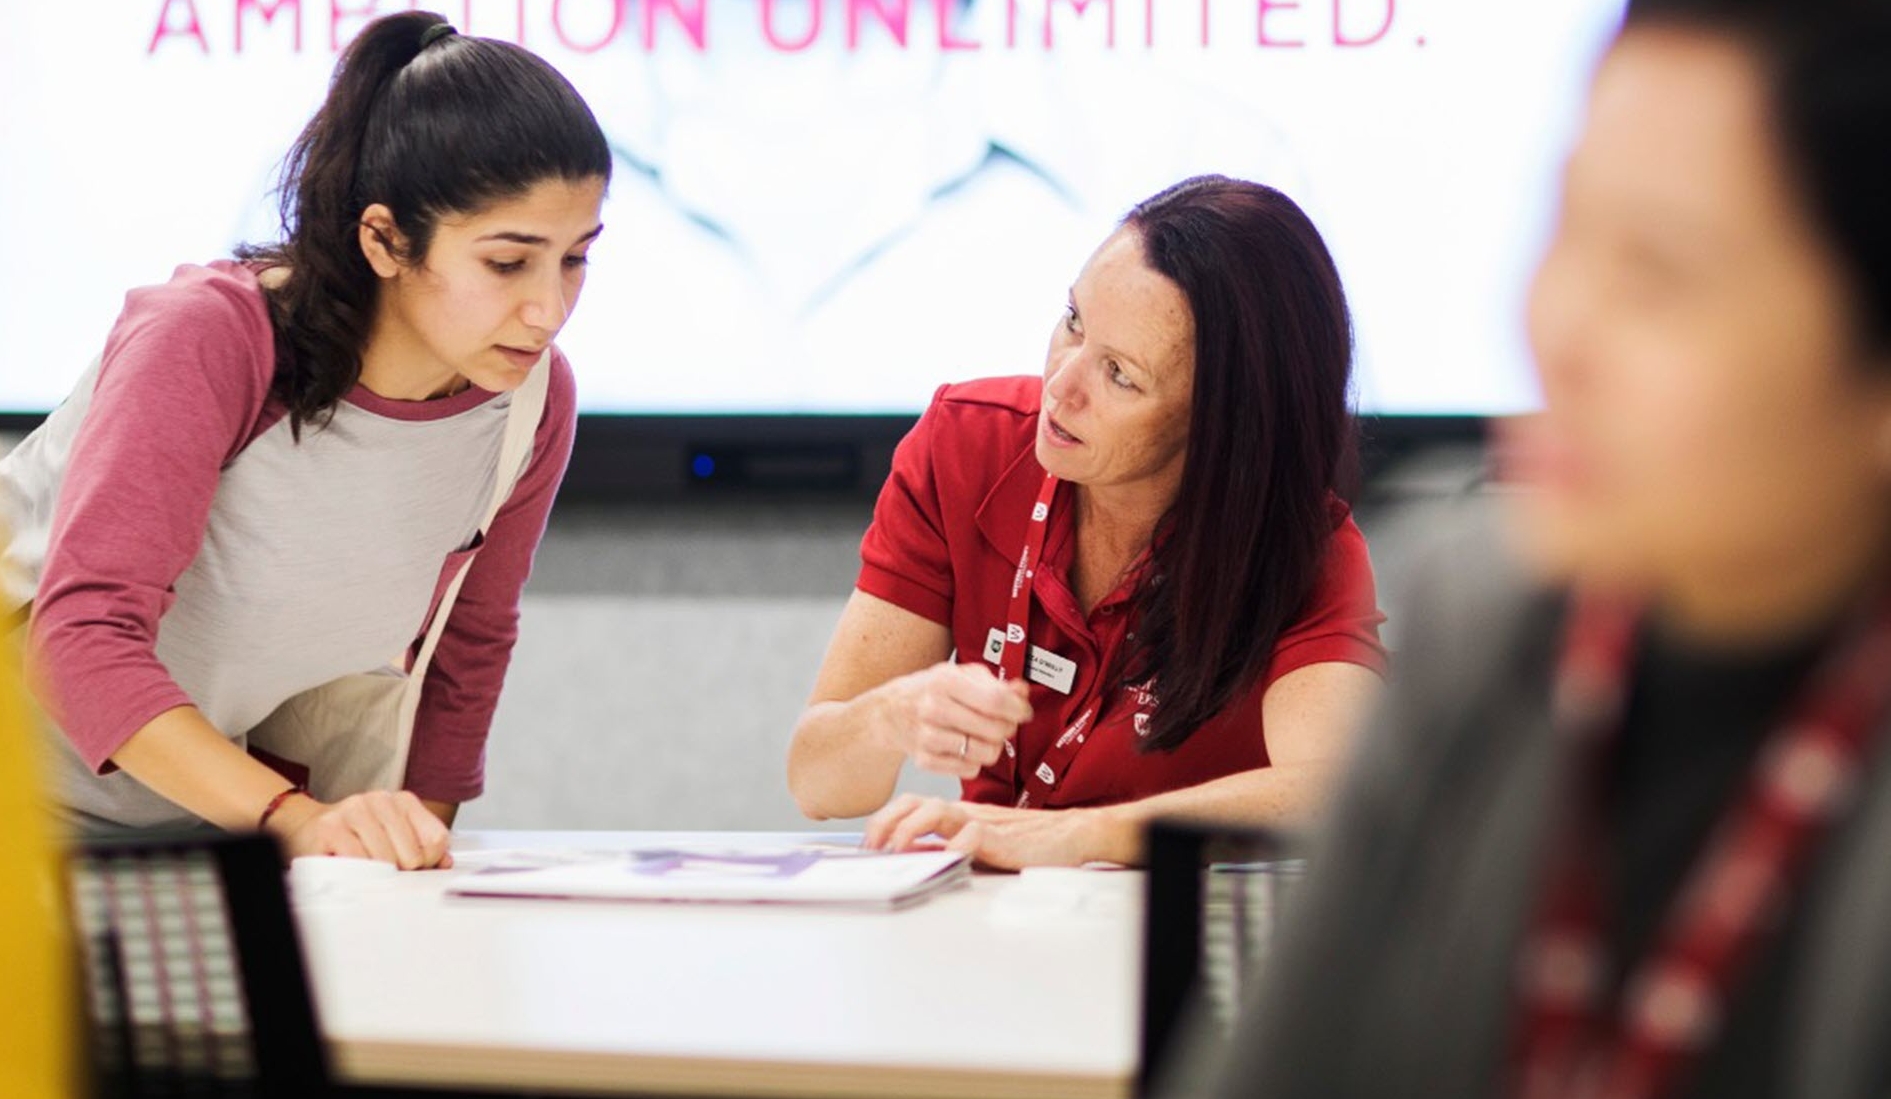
387, 354, 552, 789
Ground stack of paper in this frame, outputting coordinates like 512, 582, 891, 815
446, 845, 970, 910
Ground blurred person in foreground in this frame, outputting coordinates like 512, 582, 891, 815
1191, 1, 1891, 1098
0, 519, 77, 1098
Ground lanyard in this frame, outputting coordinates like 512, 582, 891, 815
1511, 589, 1891, 1099
992, 470, 1156, 808
997, 471, 1062, 687
989, 471, 1060, 799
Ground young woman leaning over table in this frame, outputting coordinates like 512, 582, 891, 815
0, 12, 610, 869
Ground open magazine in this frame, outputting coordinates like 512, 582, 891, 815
447, 844, 971, 910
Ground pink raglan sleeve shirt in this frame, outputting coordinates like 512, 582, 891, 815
30, 264, 567, 800
28, 265, 277, 772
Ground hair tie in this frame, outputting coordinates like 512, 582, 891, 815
419, 22, 458, 48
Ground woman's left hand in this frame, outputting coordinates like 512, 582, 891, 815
862, 793, 1128, 870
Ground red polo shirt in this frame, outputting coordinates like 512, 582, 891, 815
858, 376, 1388, 809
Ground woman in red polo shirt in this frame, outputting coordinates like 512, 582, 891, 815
787, 175, 1387, 868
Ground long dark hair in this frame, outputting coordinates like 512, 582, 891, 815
238, 12, 611, 435
1622, 0, 1891, 348
1116, 176, 1359, 754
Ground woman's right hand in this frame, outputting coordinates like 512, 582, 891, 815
878, 662, 1033, 780
270, 789, 454, 870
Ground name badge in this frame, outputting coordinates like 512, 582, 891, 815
983, 627, 1078, 695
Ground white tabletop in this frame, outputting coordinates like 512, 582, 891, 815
293, 831, 1144, 1098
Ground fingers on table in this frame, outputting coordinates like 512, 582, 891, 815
865, 794, 964, 851
362, 793, 425, 869
945, 820, 987, 858
331, 792, 451, 870
888, 798, 968, 852
863, 793, 920, 849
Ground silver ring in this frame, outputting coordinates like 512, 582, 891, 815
959, 734, 970, 759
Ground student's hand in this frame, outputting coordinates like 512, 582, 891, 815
879, 663, 1032, 780
270, 790, 454, 870
862, 794, 1118, 870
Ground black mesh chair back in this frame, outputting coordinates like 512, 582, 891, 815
66, 831, 329, 1099
1140, 820, 1306, 1096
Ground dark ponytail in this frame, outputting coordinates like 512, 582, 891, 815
238, 11, 611, 435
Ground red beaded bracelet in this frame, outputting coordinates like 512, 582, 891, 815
258, 785, 309, 831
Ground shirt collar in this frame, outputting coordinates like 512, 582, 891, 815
973, 430, 1149, 619
974, 429, 1062, 569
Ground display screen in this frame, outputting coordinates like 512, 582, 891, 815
0, 0, 1624, 416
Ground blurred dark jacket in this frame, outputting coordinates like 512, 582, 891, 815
1179, 512, 1891, 1099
